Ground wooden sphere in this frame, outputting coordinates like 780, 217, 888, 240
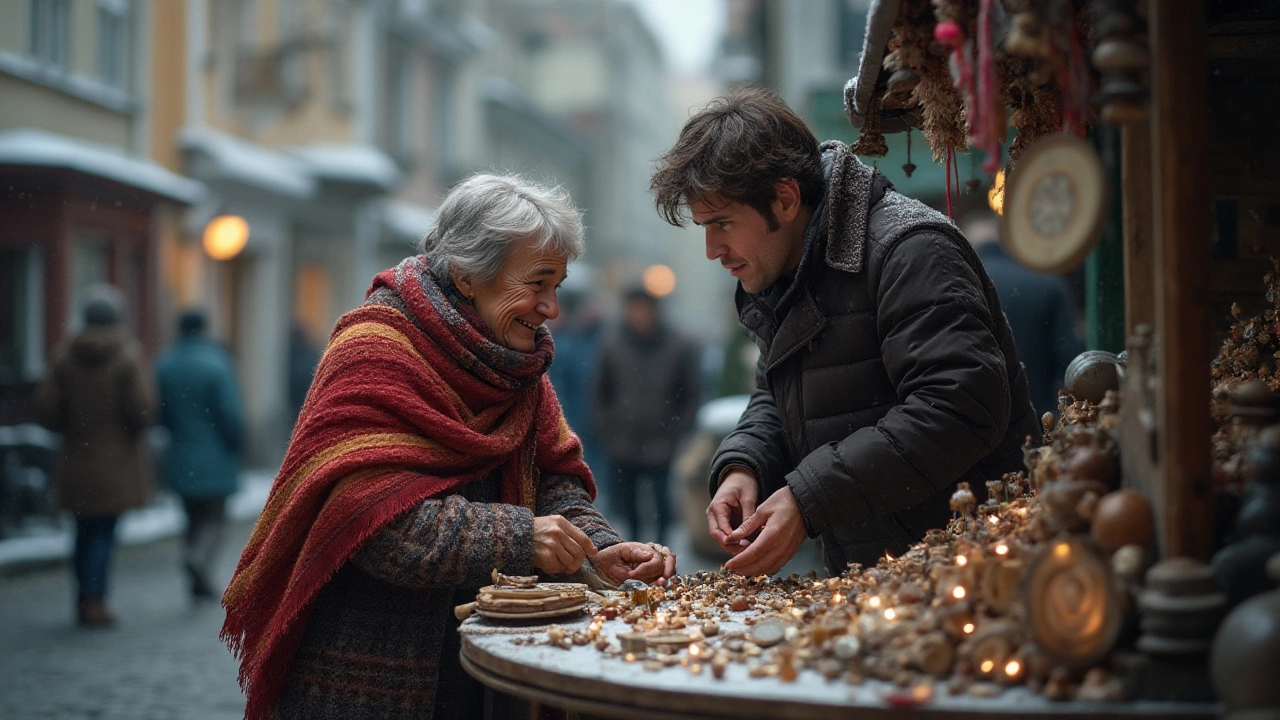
1064, 446, 1119, 487
1091, 490, 1154, 555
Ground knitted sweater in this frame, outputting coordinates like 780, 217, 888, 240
276, 471, 620, 720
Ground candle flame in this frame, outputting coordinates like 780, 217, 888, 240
988, 515, 999, 524
884, 608, 897, 620
832, 593, 843, 603
963, 623, 975, 634
952, 586, 966, 599
869, 596, 882, 608
955, 555, 968, 567
1005, 660, 1021, 676
995, 544, 1009, 555
1054, 542, 1072, 559
981, 659, 995, 673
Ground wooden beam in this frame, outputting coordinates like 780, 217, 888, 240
1149, 0, 1214, 560
1121, 124, 1154, 334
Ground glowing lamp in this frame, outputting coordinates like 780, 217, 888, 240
642, 264, 676, 297
988, 170, 1005, 215
203, 215, 249, 260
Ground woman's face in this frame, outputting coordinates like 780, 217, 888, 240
454, 239, 568, 352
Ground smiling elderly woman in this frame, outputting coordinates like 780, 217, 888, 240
221, 174, 676, 720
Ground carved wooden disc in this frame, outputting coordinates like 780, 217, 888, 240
1000, 133, 1108, 274
1023, 536, 1123, 669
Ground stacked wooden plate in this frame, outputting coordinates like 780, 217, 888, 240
474, 582, 589, 621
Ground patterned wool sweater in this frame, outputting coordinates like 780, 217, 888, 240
275, 471, 620, 720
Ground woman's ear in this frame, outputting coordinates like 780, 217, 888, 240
451, 269, 473, 299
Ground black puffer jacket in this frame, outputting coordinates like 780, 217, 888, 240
709, 142, 1039, 575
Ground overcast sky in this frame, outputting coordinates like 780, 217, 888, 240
620, 0, 727, 74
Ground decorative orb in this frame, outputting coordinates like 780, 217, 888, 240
1064, 446, 1119, 487
1091, 490, 1154, 555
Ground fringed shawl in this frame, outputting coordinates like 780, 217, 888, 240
221, 255, 592, 720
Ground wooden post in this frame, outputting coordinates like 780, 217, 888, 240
1121, 124, 1154, 334
1149, 0, 1214, 560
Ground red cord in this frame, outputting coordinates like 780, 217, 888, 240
945, 146, 954, 218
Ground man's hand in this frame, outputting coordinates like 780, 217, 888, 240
722, 485, 807, 576
706, 470, 758, 555
594, 542, 677, 586
532, 515, 597, 575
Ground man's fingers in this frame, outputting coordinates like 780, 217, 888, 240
707, 501, 736, 541
727, 508, 766, 542
663, 551, 677, 578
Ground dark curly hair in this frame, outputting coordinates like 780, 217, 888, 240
651, 87, 824, 230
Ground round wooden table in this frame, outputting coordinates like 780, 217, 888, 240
460, 613, 1218, 720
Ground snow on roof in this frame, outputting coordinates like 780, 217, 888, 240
179, 127, 315, 199
290, 144, 401, 193
0, 128, 205, 204
381, 199, 435, 244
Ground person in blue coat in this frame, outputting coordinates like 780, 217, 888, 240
155, 309, 245, 599
961, 211, 1083, 417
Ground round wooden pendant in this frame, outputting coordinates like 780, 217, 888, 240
1001, 134, 1109, 274
1023, 536, 1123, 669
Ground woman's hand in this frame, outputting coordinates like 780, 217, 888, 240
593, 542, 677, 586
532, 515, 597, 575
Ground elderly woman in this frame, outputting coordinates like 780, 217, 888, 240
222, 174, 676, 720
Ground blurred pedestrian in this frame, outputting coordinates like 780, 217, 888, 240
221, 174, 674, 720
287, 322, 320, 423
547, 272, 607, 479
155, 308, 245, 600
592, 286, 702, 544
33, 284, 156, 626
961, 211, 1083, 416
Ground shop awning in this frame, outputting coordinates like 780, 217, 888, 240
381, 200, 435, 246
0, 128, 206, 204
179, 127, 315, 199
291, 144, 400, 195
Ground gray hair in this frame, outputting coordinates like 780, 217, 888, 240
420, 173, 585, 283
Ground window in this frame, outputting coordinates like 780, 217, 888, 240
327, 0, 353, 111
381, 42, 414, 158
96, 0, 131, 90
29, 0, 70, 70
0, 248, 46, 384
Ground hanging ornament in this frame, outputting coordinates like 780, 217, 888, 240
903, 128, 917, 178
851, 94, 890, 158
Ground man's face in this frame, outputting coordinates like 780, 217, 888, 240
690, 193, 803, 294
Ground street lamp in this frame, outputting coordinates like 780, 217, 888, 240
643, 264, 676, 298
203, 215, 249, 260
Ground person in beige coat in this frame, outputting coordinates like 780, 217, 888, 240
34, 284, 156, 626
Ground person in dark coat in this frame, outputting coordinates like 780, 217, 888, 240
591, 287, 702, 544
155, 308, 245, 599
650, 88, 1039, 577
33, 284, 156, 626
960, 211, 1083, 417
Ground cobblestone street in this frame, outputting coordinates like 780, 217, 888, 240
0, 521, 253, 720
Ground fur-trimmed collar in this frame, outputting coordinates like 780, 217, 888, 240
821, 140, 879, 274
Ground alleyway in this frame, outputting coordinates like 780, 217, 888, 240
0, 522, 252, 720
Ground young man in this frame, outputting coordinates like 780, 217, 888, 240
651, 88, 1038, 577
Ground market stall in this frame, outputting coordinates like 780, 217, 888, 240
461, 0, 1280, 717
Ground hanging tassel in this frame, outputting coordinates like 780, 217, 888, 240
976, 0, 1003, 172
851, 94, 890, 158
903, 129, 917, 177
